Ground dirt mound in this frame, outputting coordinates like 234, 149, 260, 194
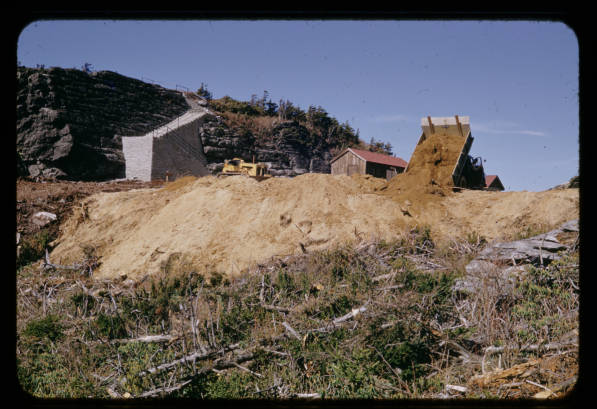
399, 129, 466, 187
381, 129, 468, 212
49, 172, 579, 280
50, 174, 409, 279
430, 189, 580, 240
16, 179, 163, 238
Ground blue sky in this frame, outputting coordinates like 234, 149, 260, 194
17, 19, 579, 191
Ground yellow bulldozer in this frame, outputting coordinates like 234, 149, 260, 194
219, 157, 272, 181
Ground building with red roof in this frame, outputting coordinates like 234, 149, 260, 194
330, 148, 408, 180
485, 175, 505, 191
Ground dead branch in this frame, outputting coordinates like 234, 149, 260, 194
262, 304, 291, 313
232, 361, 263, 378
137, 342, 241, 377
259, 274, 265, 303
483, 339, 578, 356
371, 272, 397, 282
438, 339, 480, 364
551, 375, 577, 393
106, 386, 121, 398
332, 305, 367, 325
110, 334, 176, 344
445, 384, 468, 394
282, 321, 301, 340
295, 392, 321, 398
43, 248, 84, 271
526, 379, 552, 394
137, 379, 193, 398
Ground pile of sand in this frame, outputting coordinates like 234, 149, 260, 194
381, 129, 468, 211
51, 173, 579, 280
51, 174, 410, 279
427, 188, 580, 240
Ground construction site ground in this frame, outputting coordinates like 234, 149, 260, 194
16, 174, 580, 401
18, 121, 579, 281
17, 178, 163, 241
35, 173, 577, 281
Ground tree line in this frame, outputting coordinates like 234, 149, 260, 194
199, 85, 392, 155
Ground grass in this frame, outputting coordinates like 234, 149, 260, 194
17, 228, 53, 268
16, 226, 579, 400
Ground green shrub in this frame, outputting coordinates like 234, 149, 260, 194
367, 320, 433, 382
70, 292, 95, 315
23, 315, 63, 343
326, 348, 382, 399
18, 352, 97, 398
209, 96, 264, 116
412, 225, 434, 250
93, 312, 127, 340
220, 297, 258, 344
117, 341, 177, 394
202, 371, 252, 399
17, 229, 53, 268
319, 295, 353, 320
276, 270, 294, 293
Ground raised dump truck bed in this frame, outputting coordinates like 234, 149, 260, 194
405, 116, 485, 189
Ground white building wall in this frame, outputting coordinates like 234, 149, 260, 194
122, 105, 213, 181
122, 134, 153, 181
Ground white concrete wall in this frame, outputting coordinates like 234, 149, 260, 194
122, 106, 212, 181
122, 134, 153, 181
151, 115, 209, 180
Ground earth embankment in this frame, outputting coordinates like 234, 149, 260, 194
50, 173, 579, 280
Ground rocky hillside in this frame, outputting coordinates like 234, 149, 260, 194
17, 67, 191, 180
199, 116, 336, 176
200, 95, 365, 176
17, 67, 369, 181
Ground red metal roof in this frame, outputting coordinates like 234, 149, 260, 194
344, 148, 408, 168
485, 175, 503, 188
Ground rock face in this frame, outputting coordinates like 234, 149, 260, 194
199, 117, 335, 176
17, 67, 189, 180
453, 219, 579, 296
17, 66, 341, 181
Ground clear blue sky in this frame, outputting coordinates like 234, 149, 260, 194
17, 19, 579, 191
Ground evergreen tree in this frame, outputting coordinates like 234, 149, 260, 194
197, 83, 213, 100
368, 137, 393, 155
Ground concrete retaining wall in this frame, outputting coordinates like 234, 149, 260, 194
151, 114, 210, 180
122, 134, 153, 181
122, 107, 211, 181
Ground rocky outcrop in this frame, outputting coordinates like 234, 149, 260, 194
17, 66, 341, 181
199, 117, 335, 176
17, 67, 189, 180
453, 220, 579, 296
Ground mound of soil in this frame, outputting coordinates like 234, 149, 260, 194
50, 174, 408, 279
16, 178, 162, 239
49, 172, 579, 281
381, 129, 468, 212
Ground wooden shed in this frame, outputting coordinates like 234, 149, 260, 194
330, 148, 408, 180
485, 175, 505, 191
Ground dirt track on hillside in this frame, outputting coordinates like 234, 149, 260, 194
49, 173, 579, 280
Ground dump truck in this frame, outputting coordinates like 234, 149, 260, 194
406, 115, 486, 189
219, 157, 272, 181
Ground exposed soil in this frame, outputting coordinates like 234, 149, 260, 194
16, 178, 164, 243
46, 173, 578, 281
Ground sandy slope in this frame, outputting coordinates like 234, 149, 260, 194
50, 173, 579, 280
